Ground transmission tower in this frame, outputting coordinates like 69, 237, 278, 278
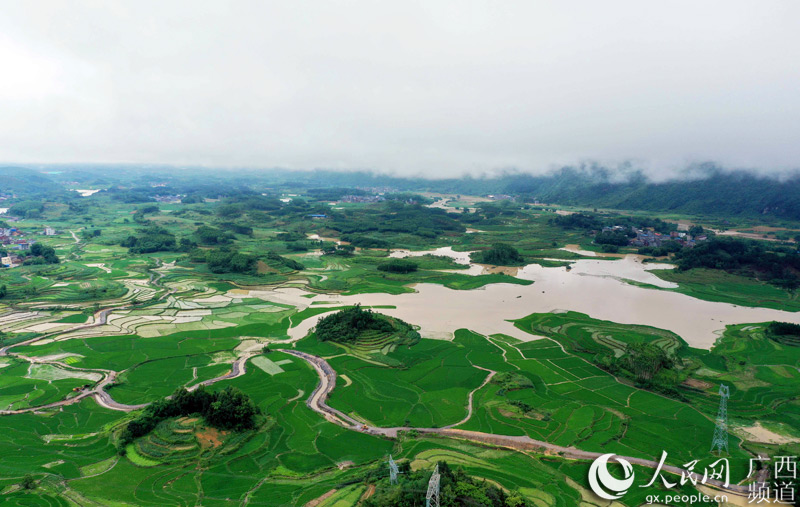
388, 455, 399, 485
426, 464, 440, 507
710, 384, 730, 454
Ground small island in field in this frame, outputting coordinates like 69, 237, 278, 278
315, 304, 420, 345
470, 242, 526, 266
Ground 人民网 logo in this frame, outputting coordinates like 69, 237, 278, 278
588, 453, 635, 500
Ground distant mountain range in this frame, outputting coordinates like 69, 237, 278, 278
0, 166, 63, 196
500, 167, 800, 219
279, 166, 800, 220
5, 163, 800, 220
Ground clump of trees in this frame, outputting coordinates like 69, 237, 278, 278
23, 243, 60, 265
119, 386, 259, 448
194, 225, 234, 245
188, 248, 302, 274
121, 226, 177, 253
219, 222, 254, 237
207, 249, 257, 274
364, 461, 532, 507
594, 229, 631, 246
550, 212, 603, 230
329, 203, 466, 239
492, 372, 534, 396
81, 228, 102, 239
8, 200, 45, 219
315, 304, 419, 344
340, 234, 390, 249
322, 244, 355, 256
595, 342, 683, 399
21, 474, 36, 490
618, 342, 674, 382
673, 237, 800, 291
767, 321, 800, 346
471, 243, 525, 266
133, 205, 160, 222
377, 259, 418, 273
264, 251, 304, 271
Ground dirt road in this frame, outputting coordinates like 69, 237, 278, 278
286, 349, 751, 497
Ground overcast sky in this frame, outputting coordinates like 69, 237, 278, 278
1, 1, 799, 178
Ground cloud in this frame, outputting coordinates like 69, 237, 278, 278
1, 1, 799, 178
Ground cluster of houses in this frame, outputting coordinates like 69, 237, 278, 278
602, 225, 708, 248
1, 227, 30, 268
339, 194, 385, 203
1, 226, 57, 268
153, 194, 183, 204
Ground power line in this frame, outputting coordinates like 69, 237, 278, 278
710, 384, 729, 455
425, 464, 440, 507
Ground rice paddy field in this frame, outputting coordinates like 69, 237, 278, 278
1, 191, 799, 506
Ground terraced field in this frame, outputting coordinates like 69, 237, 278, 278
1, 192, 798, 506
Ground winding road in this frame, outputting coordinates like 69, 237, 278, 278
284, 349, 752, 497
1, 257, 182, 413
0, 242, 757, 498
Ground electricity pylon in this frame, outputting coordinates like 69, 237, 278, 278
388, 455, 399, 485
710, 384, 730, 454
426, 464, 440, 507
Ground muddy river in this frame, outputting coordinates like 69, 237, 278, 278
246, 248, 800, 350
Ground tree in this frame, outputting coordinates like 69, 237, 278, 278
27, 243, 59, 264
21, 474, 36, 490
205, 387, 259, 431
119, 386, 259, 448
471, 243, 525, 266
377, 259, 418, 273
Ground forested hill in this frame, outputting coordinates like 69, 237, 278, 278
282, 166, 800, 220
503, 167, 800, 219
0, 167, 63, 196
11, 163, 800, 220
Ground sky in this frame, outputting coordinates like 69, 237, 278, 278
1, 1, 799, 179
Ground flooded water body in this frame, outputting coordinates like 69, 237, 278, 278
252, 248, 800, 350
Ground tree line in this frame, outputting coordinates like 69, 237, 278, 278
363, 460, 533, 507
119, 386, 259, 449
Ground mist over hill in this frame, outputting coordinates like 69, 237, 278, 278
0, 167, 63, 196
5, 163, 800, 220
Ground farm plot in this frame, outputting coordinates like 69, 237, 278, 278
2, 262, 131, 307
321, 339, 487, 427
126, 417, 242, 467
458, 322, 751, 479
69, 351, 394, 506
50, 294, 296, 342
108, 354, 232, 405
252, 356, 286, 375
0, 309, 78, 335
0, 359, 92, 410
680, 324, 800, 436
323, 328, 418, 367
26, 364, 101, 383
0, 402, 123, 498
15, 334, 240, 374
514, 311, 685, 362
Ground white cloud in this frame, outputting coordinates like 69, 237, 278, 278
1, 1, 799, 177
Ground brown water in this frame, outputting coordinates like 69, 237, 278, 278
243, 249, 800, 350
